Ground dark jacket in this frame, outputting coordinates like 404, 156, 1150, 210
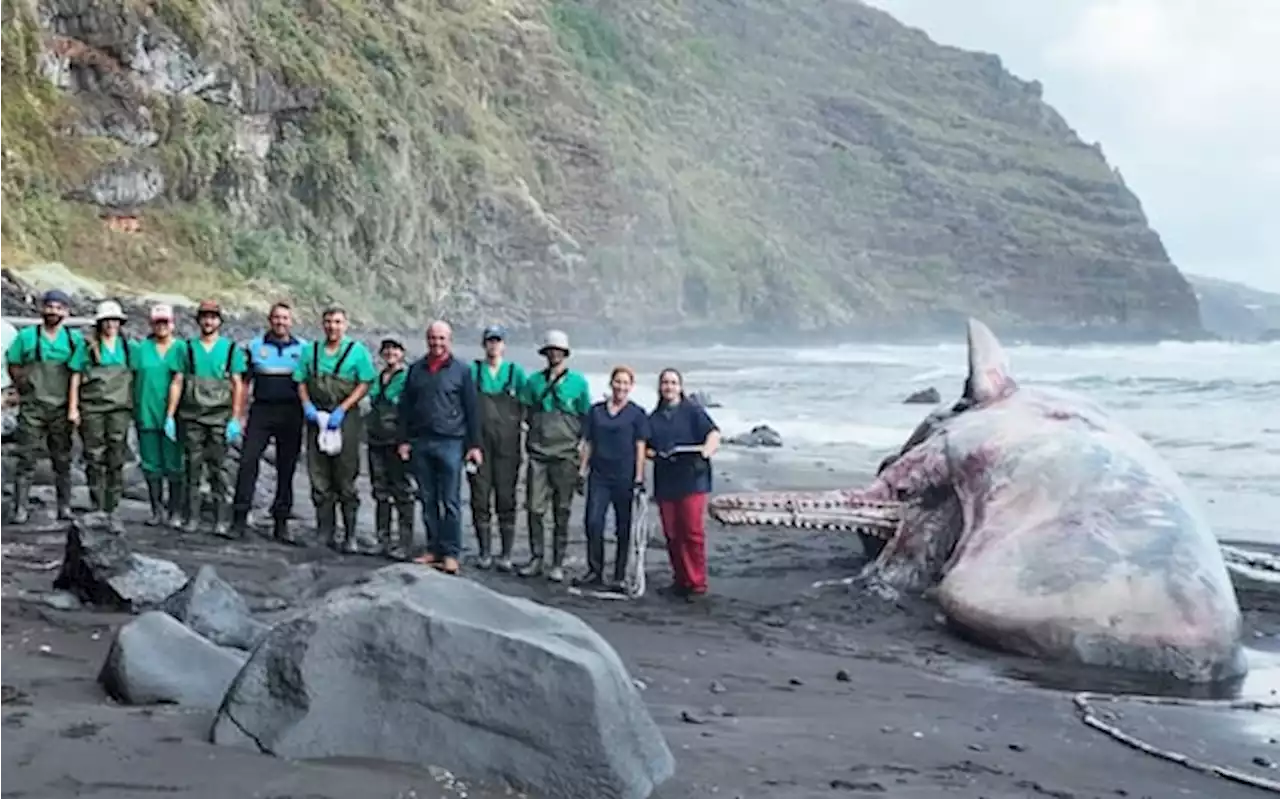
397, 355, 480, 448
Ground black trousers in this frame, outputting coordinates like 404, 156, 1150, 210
233, 402, 303, 520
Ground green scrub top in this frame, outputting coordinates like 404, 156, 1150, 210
369, 366, 408, 404
5, 324, 84, 366
67, 336, 129, 371
166, 336, 249, 379
292, 338, 377, 384
131, 337, 180, 430
471, 360, 526, 397
521, 368, 592, 415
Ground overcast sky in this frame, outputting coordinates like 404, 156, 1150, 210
864, 0, 1280, 292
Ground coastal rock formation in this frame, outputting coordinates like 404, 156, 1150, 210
1, 0, 1201, 338
52, 513, 188, 611
99, 611, 248, 709
162, 566, 268, 651
904, 387, 942, 405
727, 425, 784, 449
212, 565, 674, 799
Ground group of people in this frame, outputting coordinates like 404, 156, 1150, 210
5, 290, 722, 599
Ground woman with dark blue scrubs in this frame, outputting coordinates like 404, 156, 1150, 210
575, 366, 649, 589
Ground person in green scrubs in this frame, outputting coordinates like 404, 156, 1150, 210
294, 307, 376, 553
132, 304, 183, 527
164, 300, 247, 536
365, 337, 412, 559
468, 325, 527, 571
5, 289, 84, 523
67, 301, 134, 530
518, 329, 592, 582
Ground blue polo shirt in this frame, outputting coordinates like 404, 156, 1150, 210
583, 400, 649, 485
245, 332, 306, 405
648, 400, 719, 501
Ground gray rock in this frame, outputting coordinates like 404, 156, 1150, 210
726, 424, 783, 448
904, 387, 942, 404
99, 611, 247, 709
212, 565, 674, 799
163, 565, 269, 651
53, 513, 188, 611
77, 156, 165, 209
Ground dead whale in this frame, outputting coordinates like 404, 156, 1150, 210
709, 320, 1247, 683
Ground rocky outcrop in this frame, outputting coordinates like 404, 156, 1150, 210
212, 565, 674, 799
2, 0, 1202, 338
162, 566, 269, 651
727, 425, 784, 449
52, 513, 188, 611
904, 387, 942, 405
99, 611, 247, 709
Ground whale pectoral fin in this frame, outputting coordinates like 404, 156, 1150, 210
707, 489, 902, 534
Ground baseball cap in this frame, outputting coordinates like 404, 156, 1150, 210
150, 304, 173, 322
482, 325, 506, 341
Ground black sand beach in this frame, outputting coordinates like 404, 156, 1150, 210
4, 452, 1279, 799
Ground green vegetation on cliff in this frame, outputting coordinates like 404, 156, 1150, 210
1, 0, 1201, 335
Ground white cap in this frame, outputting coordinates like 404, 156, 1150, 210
149, 304, 173, 322
94, 300, 127, 324
539, 329, 570, 355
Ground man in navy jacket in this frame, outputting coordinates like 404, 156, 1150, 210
396, 320, 482, 574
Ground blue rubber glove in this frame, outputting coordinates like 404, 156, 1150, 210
225, 418, 242, 443
163, 416, 177, 442
303, 402, 319, 424
326, 407, 346, 430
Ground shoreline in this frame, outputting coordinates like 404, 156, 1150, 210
4, 449, 1279, 798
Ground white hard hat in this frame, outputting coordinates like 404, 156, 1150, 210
539, 329, 570, 355
94, 300, 127, 324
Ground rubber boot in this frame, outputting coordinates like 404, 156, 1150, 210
212, 499, 232, 538
55, 473, 73, 520
229, 508, 249, 539
317, 501, 339, 551
517, 557, 544, 578
167, 479, 187, 530
340, 503, 359, 555
10, 477, 31, 524
495, 524, 515, 572
475, 522, 493, 570
184, 490, 202, 534
375, 501, 393, 558
144, 477, 165, 527
395, 502, 415, 561
273, 515, 302, 547
548, 530, 567, 582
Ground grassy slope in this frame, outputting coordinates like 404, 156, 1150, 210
0, 0, 1200, 334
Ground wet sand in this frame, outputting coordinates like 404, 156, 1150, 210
4, 450, 1280, 799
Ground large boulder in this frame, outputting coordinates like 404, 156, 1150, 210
212, 565, 674, 799
903, 386, 942, 405
52, 513, 188, 611
162, 565, 269, 651
99, 611, 248, 709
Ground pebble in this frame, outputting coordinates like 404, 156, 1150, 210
709, 680, 727, 694
38, 644, 51, 653
968, 743, 987, 752
788, 677, 803, 686
696, 649, 707, 657
632, 678, 648, 691
1253, 756, 1274, 768
835, 669, 851, 682
1008, 743, 1026, 752
680, 710, 706, 725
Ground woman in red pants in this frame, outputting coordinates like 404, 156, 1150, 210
647, 368, 721, 599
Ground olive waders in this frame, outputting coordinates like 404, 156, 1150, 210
366, 368, 413, 559
519, 372, 582, 578
10, 327, 76, 523
78, 339, 133, 525
177, 340, 236, 535
306, 343, 363, 553
470, 361, 522, 571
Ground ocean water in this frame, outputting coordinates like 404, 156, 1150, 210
564, 340, 1280, 546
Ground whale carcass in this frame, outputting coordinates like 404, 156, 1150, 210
709, 320, 1247, 683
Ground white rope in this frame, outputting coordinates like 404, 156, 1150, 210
1072, 692, 1280, 793
568, 493, 652, 601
